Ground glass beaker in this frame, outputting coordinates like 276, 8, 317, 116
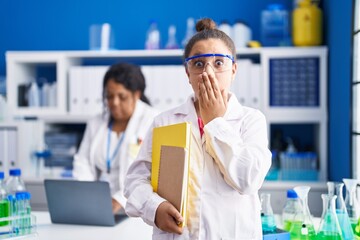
260, 193, 276, 233
343, 178, 360, 232
317, 194, 343, 239
327, 182, 354, 240
289, 186, 317, 240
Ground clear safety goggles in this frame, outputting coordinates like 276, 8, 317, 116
185, 53, 235, 74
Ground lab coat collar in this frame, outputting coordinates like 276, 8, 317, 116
89, 100, 146, 168
172, 93, 244, 121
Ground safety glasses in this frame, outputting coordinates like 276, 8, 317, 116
185, 53, 234, 74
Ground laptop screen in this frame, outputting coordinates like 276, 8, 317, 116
44, 179, 125, 226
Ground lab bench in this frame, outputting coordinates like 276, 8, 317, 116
25, 178, 327, 217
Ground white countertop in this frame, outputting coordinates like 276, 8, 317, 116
15, 212, 321, 240
32, 211, 153, 240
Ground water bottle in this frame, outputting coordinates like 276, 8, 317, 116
165, 25, 179, 49
48, 82, 57, 107
0, 172, 9, 226
261, 4, 291, 46
282, 189, 302, 231
0, 95, 7, 122
145, 20, 160, 50
181, 17, 195, 48
5, 169, 26, 196
27, 82, 40, 107
218, 20, 232, 38
40, 82, 50, 107
233, 20, 252, 48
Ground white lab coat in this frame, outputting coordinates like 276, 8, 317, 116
125, 94, 272, 240
73, 100, 159, 208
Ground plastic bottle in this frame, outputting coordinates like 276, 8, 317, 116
15, 192, 24, 235
40, 82, 50, 107
232, 20, 252, 49
0, 172, 9, 226
145, 20, 160, 50
261, 4, 291, 46
286, 138, 297, 153
0, 95, 8, 122
181, 17, 195, 48
27, 82, 40, 107
15, 192, 32, 235
165, 25, 179, 49
282, 189, 302, 231
48, 82, 57, 107
7, 195, 17, 235
23, 192, 33, 234
218, 20, 232, 38
5, 169, 26, 196
292, 0, 322, 46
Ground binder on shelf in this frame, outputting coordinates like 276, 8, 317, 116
151, 122, 191, 226
69, 67, 83, 114
232, 59, 252, 106
250, 64, 262, 109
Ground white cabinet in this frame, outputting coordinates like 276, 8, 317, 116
5, 47, 328, 181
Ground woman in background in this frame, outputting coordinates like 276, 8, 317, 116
73, 63, 159, 214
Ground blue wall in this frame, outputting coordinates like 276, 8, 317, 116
323, 0, 353, 181
0, 0, 291, 76
0, 0, 354, 181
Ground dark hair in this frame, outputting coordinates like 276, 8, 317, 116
103, 63, 150, 105
184, 18, 236, 60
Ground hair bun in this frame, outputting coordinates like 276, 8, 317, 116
195, 18, 217, 32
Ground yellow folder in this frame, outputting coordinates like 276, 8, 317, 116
151, 122, 191, 226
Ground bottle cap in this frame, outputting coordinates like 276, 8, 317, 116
9, 168, 21, 176
219, 20, 230, 25
234, 19, 249, 26
26, 192, 31, 200
0, 172, 4, 179
268, 4, 285, 11
287, 189, 298, 198
15, 192, 25, 200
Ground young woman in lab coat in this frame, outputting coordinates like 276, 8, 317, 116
124, 18, 272, 239
72, 63, 159, 214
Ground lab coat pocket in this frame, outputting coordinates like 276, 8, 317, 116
215, 167, 236, 196
129, 143, 141, 159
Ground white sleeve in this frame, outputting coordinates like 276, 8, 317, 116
124, 125, 166, 227
204, 110, 272, 195
112, 191, 127, 209
72, 122, 97, 181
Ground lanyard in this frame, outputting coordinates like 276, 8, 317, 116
106, 121, 125, 174
198, 117, 204, 137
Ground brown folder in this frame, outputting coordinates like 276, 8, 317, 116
157, 145, 188, 215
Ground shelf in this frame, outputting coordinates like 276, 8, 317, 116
266, 108, 327, 123
6, 47, 329, 182
6, 48, 262, 59
38, 114, 94, 123
262, 180, 326, 190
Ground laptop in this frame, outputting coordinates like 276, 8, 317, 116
44, 179, 127, 226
